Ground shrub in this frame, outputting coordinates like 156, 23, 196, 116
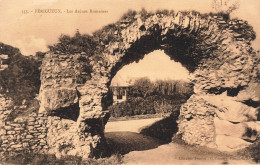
108, 78, 193, 117
120, 9, 137, 22
48, 30, 97, 55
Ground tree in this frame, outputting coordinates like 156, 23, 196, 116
0, 42, 41, 105
108, 77, 194, 117
0, 54, 41, 105
131, 77, 155, 98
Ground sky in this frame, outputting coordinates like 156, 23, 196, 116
0, 0, 259, 82
111, 50, 190, 85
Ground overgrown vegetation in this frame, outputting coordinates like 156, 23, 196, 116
0, 42, 41, 106
6, 98, 40, 121
108, 77, 193, 117
48, 30, 97, 55
1, 152, 122, 165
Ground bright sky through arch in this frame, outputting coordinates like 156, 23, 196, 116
111, 50, 190, 86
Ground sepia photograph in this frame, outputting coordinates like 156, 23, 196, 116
0, 0, 259, 164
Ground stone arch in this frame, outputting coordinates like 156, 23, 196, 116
39, 11, 259, 158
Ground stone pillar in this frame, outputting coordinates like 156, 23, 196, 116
76, 75, 110, 158
39, 53, 110, 158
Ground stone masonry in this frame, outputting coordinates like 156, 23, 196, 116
0, 94, 48, 159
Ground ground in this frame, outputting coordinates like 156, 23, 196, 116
105, 117, 255, 165
0, 116, 255, 164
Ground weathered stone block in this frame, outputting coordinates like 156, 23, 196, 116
2, 140, 8, 144
38, 134, 46, 139
214, 118, 260, 141
4, 125, 12, 130
236, 83, 260, 102
27, 126, 35, 130
7, 131, 15, 135
28, 117, 36, 122
203, 94, 258, 122
11, 144, 23, 148
40, 88, 78, 111
14, 127, 23, 131
215, 135, 252, 151
22, 143, 29, 147
34, 124, 41, 128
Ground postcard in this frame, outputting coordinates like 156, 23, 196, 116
0, 0, 259, 164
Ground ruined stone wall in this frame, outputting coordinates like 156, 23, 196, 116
0, 113, 48, 157
178, 90, 259, 151
0, 53, 110, 159
38, 11, 258, 156
0, 94, 13, 124
0, 10, 258, 159
177, 94, 216, 147
0, 94, 48, 160
39, 53, 109, 159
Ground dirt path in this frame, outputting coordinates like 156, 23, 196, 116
105, 117, 162, 133
105, 117, 253, 165
123, 143, 253, 165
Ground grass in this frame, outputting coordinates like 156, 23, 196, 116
237, 138, 260, 163
108, 113, 171, 122
1, 152, 123, 165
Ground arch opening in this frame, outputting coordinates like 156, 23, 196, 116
100, 22, 215, 153
105, 49, 193, 113
109, 30, 205, 82
102, 26, 203, 111
104, 49, 194, 155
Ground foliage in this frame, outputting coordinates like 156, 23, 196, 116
6, 98, 40, 121
0, 42, 20, 58
155, 9, 175, 16
0, 43, 41, 105
154, 79, 193, 96
130, 77, 193, 98
48, 30, 97, 55
130, 77, 155, 98
108, 78, 193, 117
120, 9, 137, 21
35, 51, 47, 63
139, 8, 153, 21
74, 56, 93, 83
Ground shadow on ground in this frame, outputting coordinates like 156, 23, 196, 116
140, 111, 179, 142
104, 111, 180, 155
105, 131, 166, 155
